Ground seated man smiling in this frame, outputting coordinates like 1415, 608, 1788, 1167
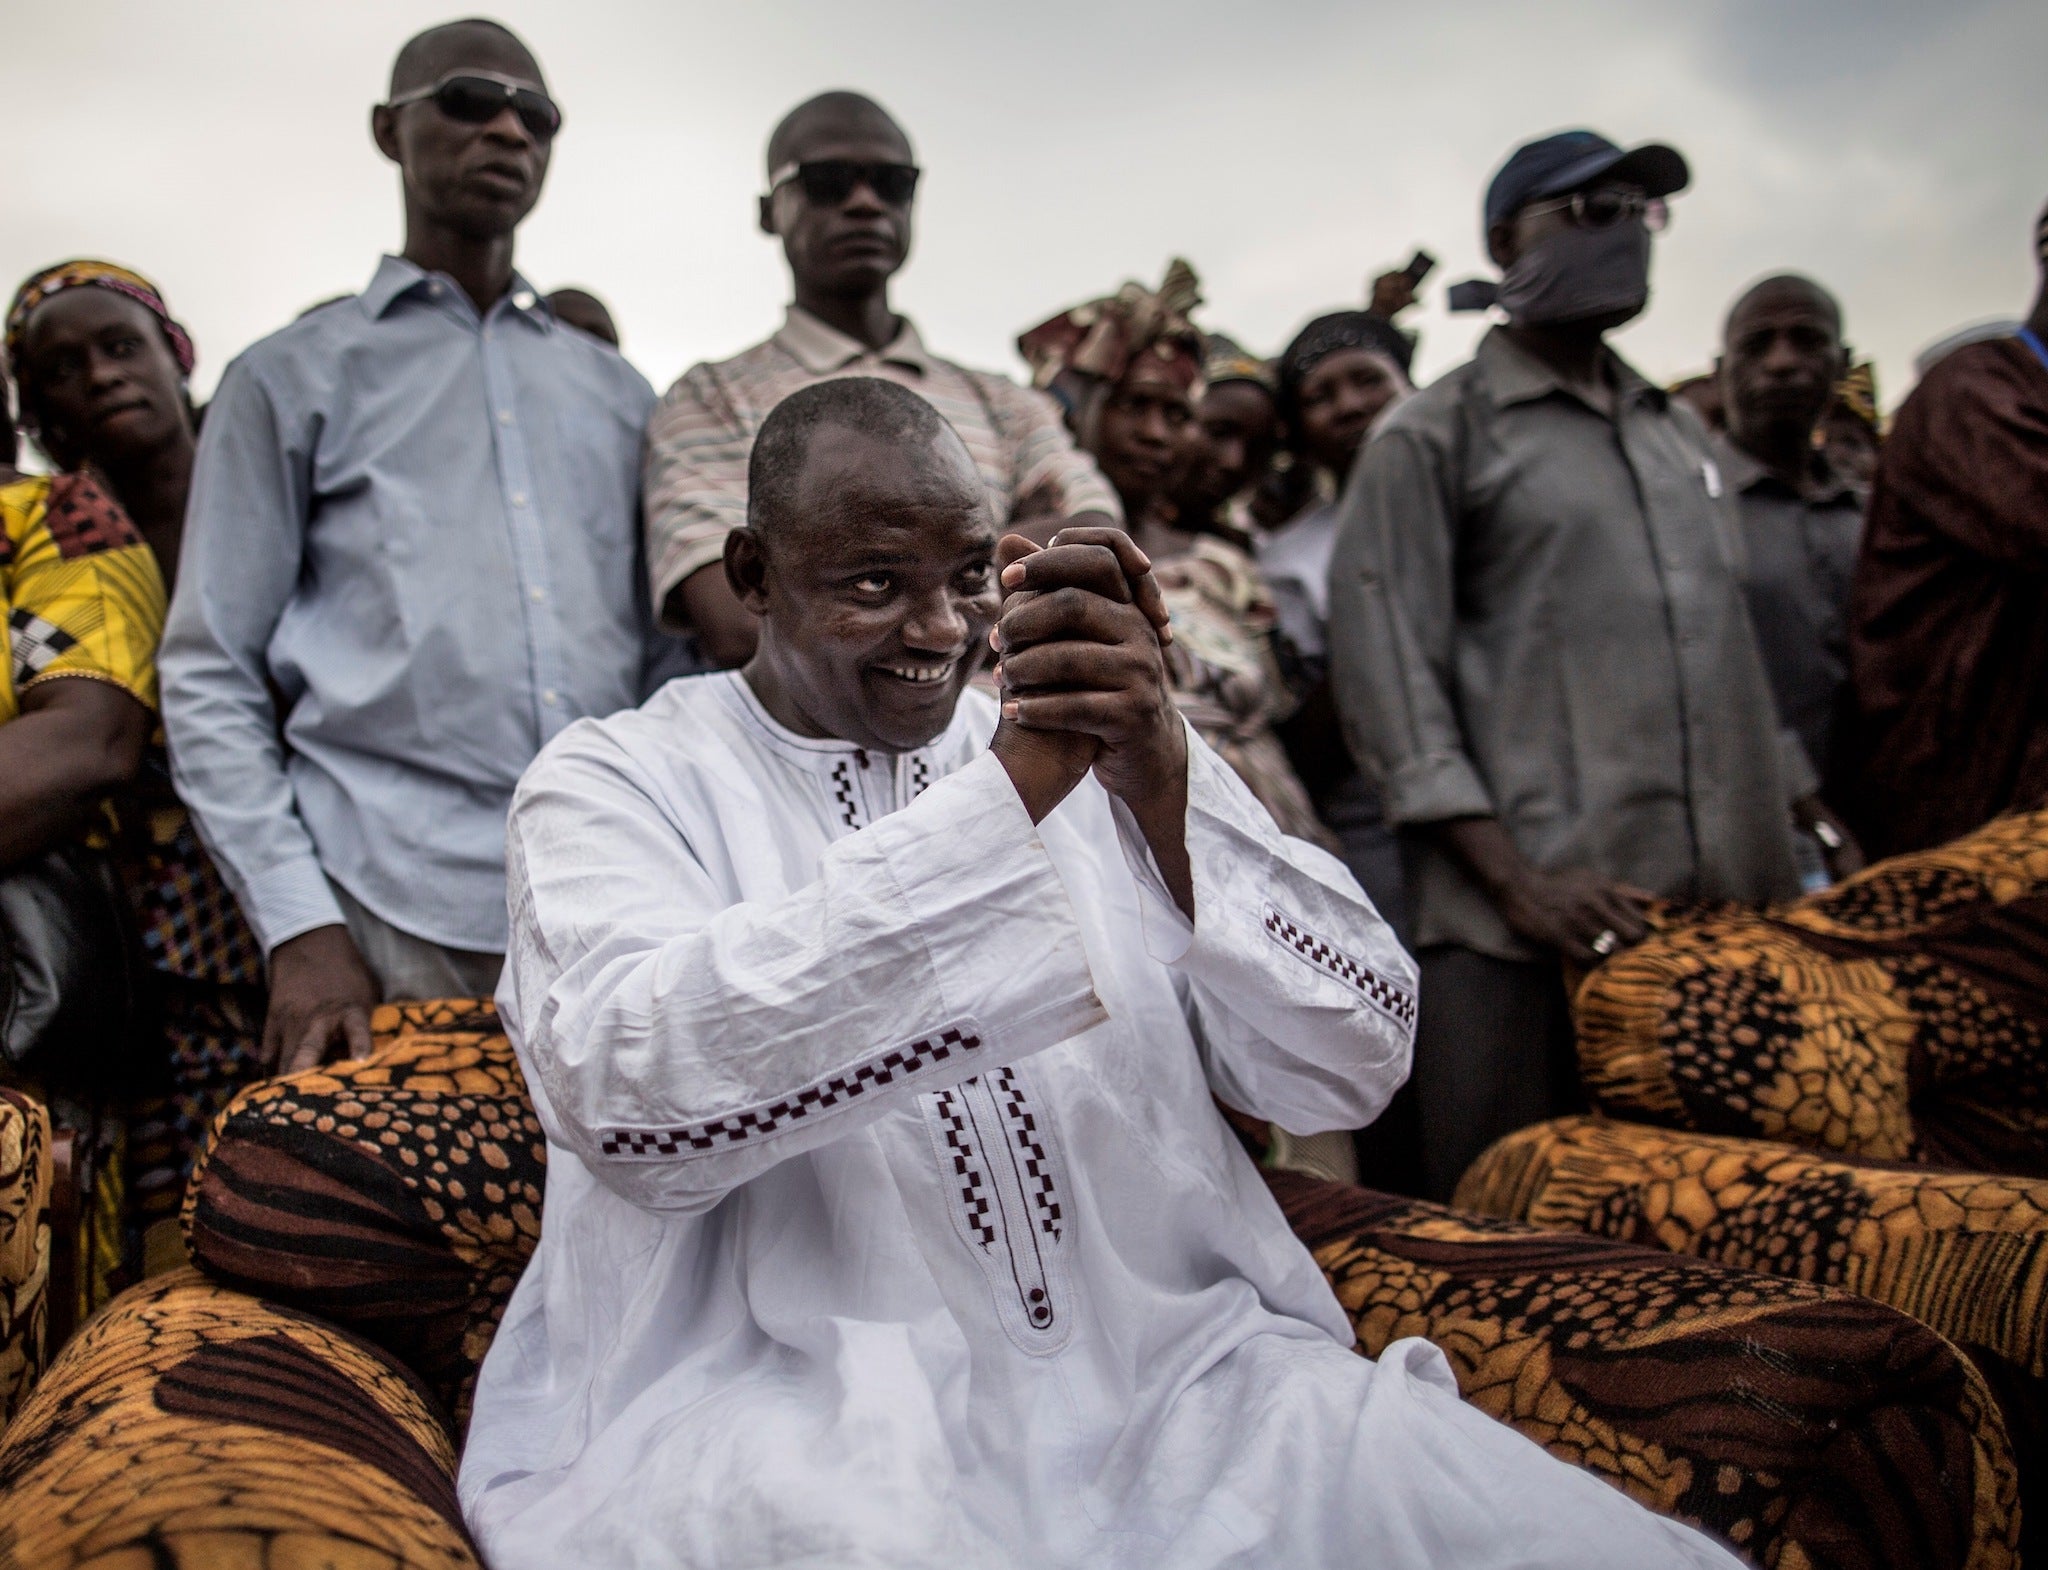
461, 377, 1740, 1568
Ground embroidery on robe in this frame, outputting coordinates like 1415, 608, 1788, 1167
830, 759, 862, 829
1263, 908, 1417, 1031
921, 1066, 1073, 1353
597, 1021, 983, 1158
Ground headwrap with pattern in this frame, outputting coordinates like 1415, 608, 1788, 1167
5, 260, 196, 389
1201, 332, 1274, 393
1275, 310, 1414, 427
1018, 259, 1206, 396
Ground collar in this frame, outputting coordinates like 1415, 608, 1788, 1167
1475, 325, 1662, 414
1710, 432, 1859, 506
361, 254, 553, 329
773, 305, 932, 376
713, 669, 973, 776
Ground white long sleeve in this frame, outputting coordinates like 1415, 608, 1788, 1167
504, 735, 1107, 1212
1106, 730, 1417, 1135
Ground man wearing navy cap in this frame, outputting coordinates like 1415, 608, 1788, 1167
1328, 130, 1808, 1201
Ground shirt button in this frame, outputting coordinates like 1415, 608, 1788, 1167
542, 689, 561, 707
511, 491, 528, 507
498, 409, 514, 425
528, 587, 547, 603
428, 281, 444, 297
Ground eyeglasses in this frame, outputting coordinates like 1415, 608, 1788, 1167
1522, 186, 1670, 233
768, 160, 921, 207
386, 72, 563, 142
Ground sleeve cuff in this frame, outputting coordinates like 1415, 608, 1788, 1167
240, 855, 348, 956
1381, 747, 1495, 826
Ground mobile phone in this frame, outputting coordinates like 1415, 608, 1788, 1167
1402, 249, 1437, 286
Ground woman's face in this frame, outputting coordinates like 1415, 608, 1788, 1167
1296, 347, 1404, 479
1088, 360, 1197, 515
19, 289, 190, 469
1173, 380, 1279, 519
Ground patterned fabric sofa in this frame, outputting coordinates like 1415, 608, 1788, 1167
0, 1002, 2024, 1568
1456, 810, 2048, 1556
1, 1088, 51, 1429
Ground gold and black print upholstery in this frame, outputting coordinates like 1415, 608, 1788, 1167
182, 999, 543, 1429
1573, 810, 2048, 1174
1269, 1170, 2022, 1570
0, 1268, 479, 1568
1, 1087, 52, 1426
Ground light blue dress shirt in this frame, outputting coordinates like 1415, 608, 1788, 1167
161, 256, 657, 955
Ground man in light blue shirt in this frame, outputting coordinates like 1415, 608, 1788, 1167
161, 17, 655, 1071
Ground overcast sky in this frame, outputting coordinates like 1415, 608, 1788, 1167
8, 0, 2045, 411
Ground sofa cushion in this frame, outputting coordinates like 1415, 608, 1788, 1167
1, 1086, 51, 1426
1572, 810, 2048, 1172
0, 1268, 478, 1569
183, 999, 542, 1429
1268, 1169, 2022, 1570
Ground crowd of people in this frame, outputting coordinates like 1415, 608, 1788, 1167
4, 13, 2046, 1566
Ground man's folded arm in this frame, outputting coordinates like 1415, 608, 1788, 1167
507, 743, 1108, 1213
1110, 731, 1417, 1137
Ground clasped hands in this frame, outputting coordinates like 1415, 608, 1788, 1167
986, 526, 1187, 833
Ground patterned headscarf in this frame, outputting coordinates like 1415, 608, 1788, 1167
1275, 310, 1415, 427
1201, 332, 1274, 393
5, 260, 196, 389
1833, 361, 1881, 434
1018, 259, 1207, 396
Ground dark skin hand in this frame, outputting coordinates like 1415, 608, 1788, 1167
1430, 817, 1653, 966
989, 530, 1192, 918
265, 924, 379, 1074
0, 677, 152, 868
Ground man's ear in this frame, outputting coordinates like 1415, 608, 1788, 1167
1485, 221, 1517, 272
758, 192, 778, 238
725, 527, 773, 615
371, 104, 402, 165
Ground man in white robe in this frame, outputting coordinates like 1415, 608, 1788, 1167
460, 377, 1741, 1568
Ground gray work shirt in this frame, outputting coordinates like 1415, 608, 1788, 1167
1711, 435, 1866, 783
160, 256, 658, 955
1328, 327, 1802, 961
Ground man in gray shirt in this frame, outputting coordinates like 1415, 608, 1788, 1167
1713, 275, 1870, 849
161, 19, 656, 1073
1329, 130, 1805, 1201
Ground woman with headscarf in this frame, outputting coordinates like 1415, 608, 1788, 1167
1020, 265, 1357, 1182
1163, 334, 1281, 549
1255, 311, 1417, 943
5, 260, 266, 1286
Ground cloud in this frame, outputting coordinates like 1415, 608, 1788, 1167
4, 0, 2042, 411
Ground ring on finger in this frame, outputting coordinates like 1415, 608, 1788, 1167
1590, 928, 1618, 958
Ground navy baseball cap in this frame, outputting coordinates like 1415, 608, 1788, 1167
1483, 130, 1690, 231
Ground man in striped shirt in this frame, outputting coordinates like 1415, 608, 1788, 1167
642, 90, 1119, 668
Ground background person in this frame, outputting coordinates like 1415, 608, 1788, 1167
160, 19, 657, 1073
1329, 129, 1806, 1202
1712, 273, 1868, 886
1835, 197, 2048, 859
642, 89, 1117, 670
1164, 334, 1280, 547
6, 261, 271, 1261
545, 286, 619, 347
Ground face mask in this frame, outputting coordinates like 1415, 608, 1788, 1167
1496, 220, 1653, 328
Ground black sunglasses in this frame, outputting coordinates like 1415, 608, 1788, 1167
387, 71, 563, 142
1521, 185, 1669, 234
769, 159, 920, 207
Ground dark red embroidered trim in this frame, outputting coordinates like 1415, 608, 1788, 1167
1263, 908, 1417, 1030
42, 471, 144, 559
930, 1087, 996, 1248
992, 1067, 1061, 1242
599, 1024, 982, 1158
830, 759, 861, 829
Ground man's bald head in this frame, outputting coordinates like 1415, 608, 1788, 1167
749, 377, 974, 545
1722, 273, 1841, 346
766, 91, 911, 175
390, 17, 542, 97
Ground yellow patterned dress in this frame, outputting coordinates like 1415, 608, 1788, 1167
1, 471, 167, 1321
